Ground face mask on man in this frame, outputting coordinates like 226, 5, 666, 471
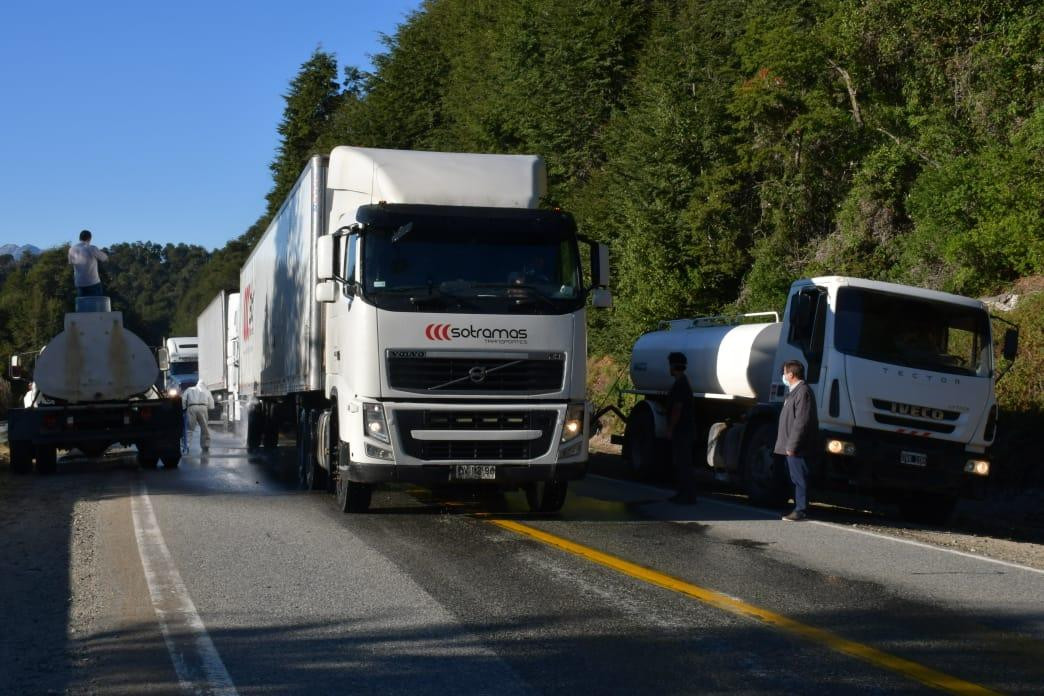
781, 373, 793, 391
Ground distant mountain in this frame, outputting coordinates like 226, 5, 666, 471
0, 244, 42, 259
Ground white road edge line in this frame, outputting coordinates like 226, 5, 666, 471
131, 480, 239, 695
587, 474, 1044, 577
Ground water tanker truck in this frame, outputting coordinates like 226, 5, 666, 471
7, 296, 184, 473
621, 276, 1018, 524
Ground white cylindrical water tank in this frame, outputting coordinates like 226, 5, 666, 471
34, 311, 160, 403
630, 321, 782, 402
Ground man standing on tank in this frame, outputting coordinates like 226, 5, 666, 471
774, 360, 818, 521
68, 230, 108, 297
666, 352, 699, 504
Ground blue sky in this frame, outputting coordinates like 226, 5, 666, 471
0, 0, 420, 251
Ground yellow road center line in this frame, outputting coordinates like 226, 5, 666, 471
489, 518, 998, 696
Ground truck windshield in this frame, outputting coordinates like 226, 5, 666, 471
169, 361, 198, 376
834, 288, 991, 377
361, 214, 583, 314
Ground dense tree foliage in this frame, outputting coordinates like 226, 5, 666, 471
181, 0, 1041, 356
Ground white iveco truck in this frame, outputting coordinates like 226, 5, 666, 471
622, 276, 1017, 523
196, 290, 240, 426
238, 146, 610, 512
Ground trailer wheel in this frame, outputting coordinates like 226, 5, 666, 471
524, 480, 569, 513
10, 440, 33, 474
262, 404, 279, 450
899, 493, 957, 526
623, 403, 658, 481
35, 445, 58, 475
245, 402, 261, 451
742, 422, 788, 508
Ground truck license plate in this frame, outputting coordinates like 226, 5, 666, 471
452, 465, 496, 480
900, 451, 927, 467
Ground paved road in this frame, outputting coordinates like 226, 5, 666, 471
3, 431, 1043, 694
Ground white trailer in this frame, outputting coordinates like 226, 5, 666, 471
196, 290, 241, 426
237, 146, 611, 512
620, 276, 1018, 524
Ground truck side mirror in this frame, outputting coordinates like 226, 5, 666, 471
9, 355, 24, 381
157, 348, 170, 371
316, 235, 336, 281
589, 243, 610, 288
1002, 328, 1019, 362
591, 287, 613, 309
316, 280, 337, 303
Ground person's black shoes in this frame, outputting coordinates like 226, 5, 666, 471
782, 510, 807, 522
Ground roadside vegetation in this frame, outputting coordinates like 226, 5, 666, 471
0, 0, 1039, 481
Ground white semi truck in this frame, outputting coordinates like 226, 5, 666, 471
237, 146, 610, 512
621, 276, 1018, 523
196, 290, 241, 426
7, 297, 184, 472
163, 336, 199, 397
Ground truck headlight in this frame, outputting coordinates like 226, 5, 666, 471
561, 403, 585, 443
964, 459, 990, 476
826, 439, 856, 457
363, 403, 390, 443
168, 387, 179, 398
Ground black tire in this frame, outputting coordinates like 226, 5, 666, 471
137, 446, 160, 469
306, 410, 327, 490
262, 404, 279, 450
524, 480, 569, 513
623, 403, 657, 481
743, 422, 789, 507
10, 440, 33, 475
335, 442, 371, 513
35, 445, 58, 475
160, 446, 182, 469
246, 403, 263, 451
899, 493, 957, 526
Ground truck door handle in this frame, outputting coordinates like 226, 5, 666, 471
334, 350, 341, 360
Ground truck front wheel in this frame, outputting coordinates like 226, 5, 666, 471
524, 480, 569, 513
246, 403, 263, 451
35, 445, 57, 475
335, 442, 372, 513
10, 440, 33, 474
743, 422, 789, 508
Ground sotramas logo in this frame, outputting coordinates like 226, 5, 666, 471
424, 323, 528, 343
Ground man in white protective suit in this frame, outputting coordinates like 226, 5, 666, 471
182, 381, 215, 452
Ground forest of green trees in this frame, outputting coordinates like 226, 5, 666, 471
2, 1, 1040, 450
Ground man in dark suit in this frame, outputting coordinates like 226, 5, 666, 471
774, 360, 818, 521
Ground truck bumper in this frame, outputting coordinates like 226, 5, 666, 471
7, 401, 183, 448
346, 461, 588, 485
820, 428, 987, 498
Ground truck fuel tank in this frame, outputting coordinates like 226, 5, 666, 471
630, 317, 782, 401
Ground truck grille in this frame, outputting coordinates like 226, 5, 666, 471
387, 356, 565, 393
395, 410, 557, 461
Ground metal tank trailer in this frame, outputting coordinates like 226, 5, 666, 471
7, 296, 184, 473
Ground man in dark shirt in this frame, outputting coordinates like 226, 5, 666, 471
667, 352, 698, 504
774, 360, 819, 521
